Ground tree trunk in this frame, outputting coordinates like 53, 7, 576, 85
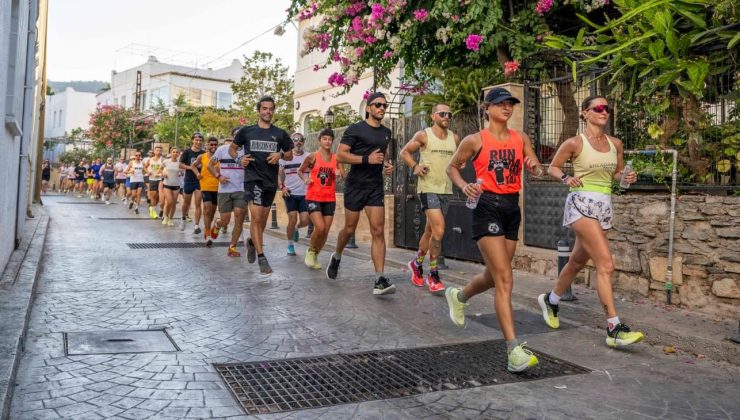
553, 68, 581, 146
682, 96, 711, 181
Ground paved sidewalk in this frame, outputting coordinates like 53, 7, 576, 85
7, 196, 740, 419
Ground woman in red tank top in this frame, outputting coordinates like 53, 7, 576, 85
445, 87, 544, 373
298, 129, 346, 270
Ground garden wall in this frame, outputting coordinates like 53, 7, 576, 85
514, 194, 740, 318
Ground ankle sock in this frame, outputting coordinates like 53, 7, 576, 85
257, 253, 265, 258
429, 255, 438, 272
375, 272, 384, 279
415, 250, 426, 265
457, 289, 468, 303
506, 338, 519, 354
333, 252, 342, 260
548, 291, 561, 306
607, 316, 620, 332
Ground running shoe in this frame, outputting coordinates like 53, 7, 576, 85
426, 271, 446, 295
185, 216, 193, 223
222, 225, 228, 235
162, 217, 168, 225
293, 230, 300, 242
128, 202, 134, 210
227, 245, 241, 257
408, 260, 424, 287
167, 219, 174, 227
606, 323, 644, 348
287, 244, 296, 256
445, 287, 468, 327
193, 226, 202, 235
179, 219, 186, 231
507, 343, 539, 373
149, 206, 157, 219
537, 293, 560, 329
206, 238, 213, 247
304, 248, 316, 268
373, 277, 397, 295
326, 253, 340, 280
134, 208, 139, 215
105, 200, 110, 205
258, 255, 273, 275
211, 223, 220, 239
246, 238, 256, 264
159, 210, 163, 219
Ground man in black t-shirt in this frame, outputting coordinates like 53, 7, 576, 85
325, 92, 396, 296
231, 96, 293, 275
74, 159, 87, 197
179, 133, 205, 233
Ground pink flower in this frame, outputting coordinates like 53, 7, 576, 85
504, 60, 520, 77
328, 72, 346, 87
413, 9, 429, 22
451, 15, 460, 22
313, 65, 320, 71
344, 2, 364, 16
535, 0, 553, 15
382, 50, 394, 59
362, 90, 373, 100
355, 47, 363, 58
465, 34, 484, 51
370, 3, 385, 21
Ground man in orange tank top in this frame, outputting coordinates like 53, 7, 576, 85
445, 87, 545, 373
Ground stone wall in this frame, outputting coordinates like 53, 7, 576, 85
514, 195, 740, 318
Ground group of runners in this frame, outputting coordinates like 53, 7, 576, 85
54, 90, 644, 373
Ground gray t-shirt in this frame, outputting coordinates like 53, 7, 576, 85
212, 144, 245, 193
279, 152, 309, 196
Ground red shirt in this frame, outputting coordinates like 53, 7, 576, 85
472, 129, 524, 194
305, 152, 338, 202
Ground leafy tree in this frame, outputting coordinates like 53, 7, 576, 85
151, 95, 201, 147
58, 148, 92, 165
87, 105, 154, 153
231, 51, 295, 131
199, 108, 242, 138
305, 107, 361, 132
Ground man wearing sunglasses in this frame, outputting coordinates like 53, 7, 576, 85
400, 103, 461, 295
180, 133, 205, 234
326, 92, 395, 296
279, 133, 311, 256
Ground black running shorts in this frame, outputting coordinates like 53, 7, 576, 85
244, 181, 276, 208
418, 193, 452, 213
471, 192, 521, 241
201, 191, 218, 205
307, 200, 336, 216
343, 183, 384, 212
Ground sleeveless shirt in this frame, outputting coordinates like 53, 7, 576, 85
417, 127, 456, 195
305, 151, 338, 202
571, 133, 617, 195
472, 129, 524, 194
199, 153, 219, 192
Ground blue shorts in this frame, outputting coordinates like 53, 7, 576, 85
283, 194, 307, 213
125, 178, 131, 188
183, 181, 200, 195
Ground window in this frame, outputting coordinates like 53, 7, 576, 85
4, 0, 20, 118
121, 96, 126, 108
140, 91, 147, 111
58, 110, 63, 127
216, 92, 232, 109
188, 88, 202, 106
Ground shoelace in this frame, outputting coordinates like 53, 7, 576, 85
516, 342, 534, 356
610, 323, 631, 337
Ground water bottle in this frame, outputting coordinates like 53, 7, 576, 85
620, 160, 633, 189
465, 178, 484, 209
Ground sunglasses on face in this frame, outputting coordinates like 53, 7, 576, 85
589, 105, 611, 114
369, 102, 388, 109
434, 111, 452, 119
292, 139, 304, 143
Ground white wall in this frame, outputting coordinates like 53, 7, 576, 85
44, 87, 97, 138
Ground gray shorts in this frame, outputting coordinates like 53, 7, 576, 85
418, 193, 452, 213
218, 191, 246, 213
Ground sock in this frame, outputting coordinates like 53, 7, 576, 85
333, 252, 342, 260
375, 272, 384, 279
429, 255, 438, 272
415, 250, 426, 265
607, 316, 620, 332
506, 338, 519, 354
257, 253, 265, 258
457, 289, 468, 303
548, 291, 561, 306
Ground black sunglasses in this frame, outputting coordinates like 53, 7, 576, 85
434, 111, 453, 118
369, 102, 388, 109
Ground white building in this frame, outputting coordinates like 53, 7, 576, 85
97, 56, 242, 111
45, 87, 97, 138
293, 19, 404, 134
0, 0, 48, 270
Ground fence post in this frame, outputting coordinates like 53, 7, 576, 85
732, 320, 740, 344
270, 203, 279, 229
558, 239, 577, 301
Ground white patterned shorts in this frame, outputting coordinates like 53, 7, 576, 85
563, 191, 613, 230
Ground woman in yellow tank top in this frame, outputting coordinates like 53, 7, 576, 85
538, 95, 645, 350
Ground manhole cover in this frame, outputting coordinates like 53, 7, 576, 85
215, 339, 589, 415
64, 329, 180, 355
127, 241, 244, 249
469, 309, 574, 334
57, 201, 107, 205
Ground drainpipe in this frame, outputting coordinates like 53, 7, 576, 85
626, 149, 678, 304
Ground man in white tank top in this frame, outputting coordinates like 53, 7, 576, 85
126, 151, 146, 214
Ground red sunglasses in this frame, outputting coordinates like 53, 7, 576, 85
589, 104, 611, 114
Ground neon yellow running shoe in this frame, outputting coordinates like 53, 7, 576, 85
537, 293, 560, 329
445, 287, 468, 327
606, 323, 644, 348
304, 249, 318, 269
507, 343, 539, 373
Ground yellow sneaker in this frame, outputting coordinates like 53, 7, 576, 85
507, 343, 539, 373
445, 287, 468, 327
304, 249, 317, 269
537, 293, 560, 329
311, 251, 321, 270
606, 323, 644, 348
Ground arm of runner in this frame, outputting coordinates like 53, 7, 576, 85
297, 153, 315, 185
548, 137, 583, 188
192, 154, 203, 179
399, 130, 428, 176
278, 165, 289, 196
520, 131, 544, 177
447, 133, 482, 199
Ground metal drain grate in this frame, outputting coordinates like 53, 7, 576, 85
57, 201, 107, 205
469, 309, 574, 334
215, 339, 589, 415
127, 241, 244, 249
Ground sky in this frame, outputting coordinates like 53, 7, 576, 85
46, 0, 298, 82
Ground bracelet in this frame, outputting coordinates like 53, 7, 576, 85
560, 174, 569, 184
362, 155, 369, 165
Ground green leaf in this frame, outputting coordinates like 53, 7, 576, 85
686, 61, 709, 90
624, 57, 638, 66
729, 31, 740, 49
665, 30, 680, 56
575, 28, 586, 48
591, 0, 671, 34
672, 7, 706, 29
648, 39, 665, 60
581, 32, 658, 65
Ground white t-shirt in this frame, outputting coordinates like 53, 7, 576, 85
129, 161, 145, 183
279, 152, 309, 196
163, 160, 181, 187
114, 162, 128, 179
212, 144, 244, 193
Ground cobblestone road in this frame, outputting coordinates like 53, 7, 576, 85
9, 196, 740, 419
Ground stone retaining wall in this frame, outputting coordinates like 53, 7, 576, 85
514, 195, 740, 318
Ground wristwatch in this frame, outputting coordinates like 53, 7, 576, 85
560, 174, 569, 184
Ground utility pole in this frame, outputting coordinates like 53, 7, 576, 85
134, 70, 142, 112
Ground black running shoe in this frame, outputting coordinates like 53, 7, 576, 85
326, 252, 340, 279
258, 255, 272, 275
128, 202, 134, 210
246, 238, 256, 264
159, 210, 163, 218
373, 277, 397, 295
134, 208, 139, 214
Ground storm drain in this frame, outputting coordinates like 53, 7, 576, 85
127, 241, 244, 249
215, 339, 589, 415
64, 329, 180, 355
470, 309, 575, 334
57, 201, 107, 205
